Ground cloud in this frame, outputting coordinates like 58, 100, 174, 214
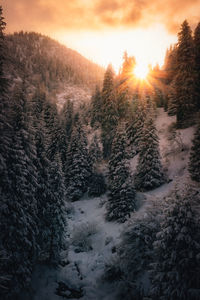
2, 0, 200, 34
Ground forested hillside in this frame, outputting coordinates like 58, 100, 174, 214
1, 4, 200, 300
5, 31, 104, 94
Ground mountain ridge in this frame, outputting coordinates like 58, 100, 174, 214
5, 31, 105, 98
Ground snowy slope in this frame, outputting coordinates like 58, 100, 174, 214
28, 195, 125, 300
145, 108, 195, 198
56, 85, 92, 111
26, 108, 196, 300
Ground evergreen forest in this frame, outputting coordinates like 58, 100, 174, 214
1, 6, 200, 300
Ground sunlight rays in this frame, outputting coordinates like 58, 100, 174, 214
55, 24, 177, 72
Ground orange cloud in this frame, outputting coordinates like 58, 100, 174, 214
2, 0, 200, 34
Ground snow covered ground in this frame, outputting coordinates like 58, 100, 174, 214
56, 85, 91, 111
27, 194, 125, 300
26, 108, 197, 300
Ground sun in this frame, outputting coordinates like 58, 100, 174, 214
134, 63, 149, 80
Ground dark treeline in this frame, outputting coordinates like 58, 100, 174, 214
1, 4, 200, 299
163, 20, 200, 127
0, 7, 104, 298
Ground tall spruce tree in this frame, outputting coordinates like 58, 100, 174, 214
106, 123, 136, 223
65, 118, 92, 201
88, 134, 106, 197
150, 188, 200, 300
34, 120, 52, 261
115, 52, 135, 120
41, 155, 66, 262
31, 90, 67, 262
0, 10, 35, 295
101, 65, 118, 158
163, 45, 178, 85
0, 83, 39, 297
126, 100, 146, 152
120, 51, 136, 80
135, 116, 165, 191
174, 20, 197, 128
117, 205, 161, 299
116, 87, 130, 120
189, 118, 200, 182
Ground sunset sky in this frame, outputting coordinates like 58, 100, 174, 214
2, 0, 200, 72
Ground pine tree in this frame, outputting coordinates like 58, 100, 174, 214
34, 124, 52, 260
117, 207, 161, 298
120, 51, 136, 80
163, 45, 178, 85
126, 100, 146, 152
0, 10, 23, 295
108, 123, 128, 187
150, 188, 200, 300
0, 83, 38, 297
116, 87, 130, 120
135, 116, 165, 191
32, 90, 67, 262
102, 64, 115, 100
101, 65, 118, 158
65, 119, 92, 201
194, 22, 200, 110
189, 119, 200, 182
40, 155, 66, 262
88, 134, 106, 197
174, 20, 197, 128
106, 123, 136, 222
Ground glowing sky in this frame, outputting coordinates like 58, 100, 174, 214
2, 0, 200, 71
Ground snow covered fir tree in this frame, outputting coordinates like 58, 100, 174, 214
135, 115, 165, 191
106, 123, 136, 223
1, 4, 200, 299
150, 188, 200, 300
65, 117, 92, 201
